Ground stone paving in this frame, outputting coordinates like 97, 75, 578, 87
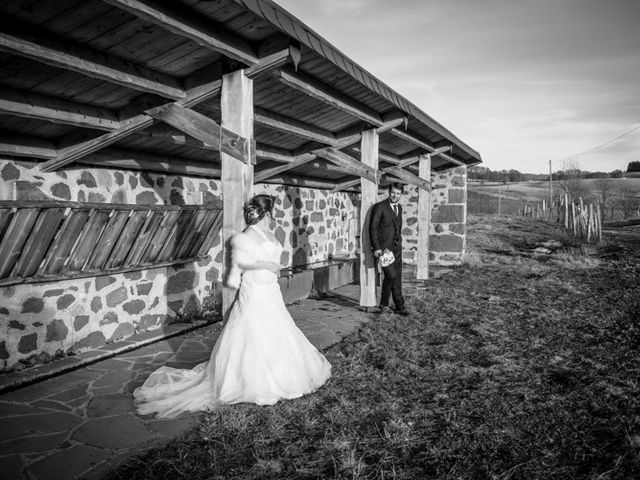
0, 285, 377, 480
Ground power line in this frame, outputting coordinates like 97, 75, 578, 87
552, 123, 640, 163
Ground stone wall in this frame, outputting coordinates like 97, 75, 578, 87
0, 159, 358, 371
401, 167, 468, 265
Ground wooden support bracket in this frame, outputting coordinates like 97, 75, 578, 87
314, 147, 378, 184
147, 103, 253, 164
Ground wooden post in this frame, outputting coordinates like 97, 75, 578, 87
359, 128, 378, 309
548, 159, 553, 221
221, 69, 254, 317
417, 154, 431, 280
597, 203, 602, 242
564, 194, 569, 229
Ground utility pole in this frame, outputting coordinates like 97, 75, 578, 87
498, 185, 502, 215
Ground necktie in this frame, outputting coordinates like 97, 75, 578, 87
393, 205, 398, 216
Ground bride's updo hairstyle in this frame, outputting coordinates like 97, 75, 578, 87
243, 194, 275, 226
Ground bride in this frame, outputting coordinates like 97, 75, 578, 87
134, 194, 332, 418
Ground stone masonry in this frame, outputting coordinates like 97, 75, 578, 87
402, 167, 468, 265
0, 159, 359, 371
0, 159, 466, 371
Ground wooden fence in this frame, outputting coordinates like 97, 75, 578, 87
0, 200, 223, 287
522, 195, 602, 242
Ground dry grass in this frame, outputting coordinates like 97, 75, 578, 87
113, 216, 640, 480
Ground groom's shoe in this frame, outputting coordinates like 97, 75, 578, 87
378, 305, 393, 314
395, 307, 410, 316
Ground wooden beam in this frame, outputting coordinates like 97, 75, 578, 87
254, 107, 338, 145
383, 165, 430, 191
136, 124, 216, 150
254, 156, 316, 183
103, 0, 258, 66
0, 135, 57, 159
0, 20, 185, 100
40, 77, 223, 172
417, 154, 431, 280
40, 54, 287, 172
259, 174, 340, 190
78, 148, 221, 178
246, 45, 300, 79
314, 147, 378, 184
147, 103, 251, 164
255, 145, 295, 163
389, 128, 464, 166
0, 88, 120, 131
359, 129, 379, 308
221, 69, 254, 316
274, 67, 383, 126
330, 178, 360, 194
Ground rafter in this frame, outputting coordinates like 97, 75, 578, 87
79, 148, 220, 178
254, 107, 338, 145
0, 20, 185, 100
103, 0, 258, 66
0, 134, 57, 159
383, 165, 430, 191
274, 67, 383, 126
331, 145, 451, 192
39, 78, 222, 172
0, 88, 120, 131
329, 178, 360, 194
389, 128, 464, 166
254, 156, 316, 183
39, 48, 300, 172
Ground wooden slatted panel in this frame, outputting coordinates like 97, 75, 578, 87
85, 210, 131, 271
124, 210, 164, 266
176, 209, 211, 258
0, 208, 39, 279
0, 208, 12, 236
0, 201, 223, 286
155, 209, 196, 262
140, 210, 182, 264
12, 207, 65, 277
37, 209, 90, 276
197, 210, 223, 256
174, 209, 209, 259
104, 210, 149, 269
184, 209, 219, 257
64, 209, 111, 273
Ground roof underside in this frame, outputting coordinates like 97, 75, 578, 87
0, 0, 482, 189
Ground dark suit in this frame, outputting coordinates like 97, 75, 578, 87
369, 199, 405, 310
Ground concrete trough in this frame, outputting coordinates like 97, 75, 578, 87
278, 257, 359, 304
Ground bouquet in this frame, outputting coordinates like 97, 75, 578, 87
378, 248, 395, 268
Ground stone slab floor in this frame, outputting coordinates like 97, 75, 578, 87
0, 285, 378, 480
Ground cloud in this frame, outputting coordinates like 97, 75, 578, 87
274, 0, 640, 173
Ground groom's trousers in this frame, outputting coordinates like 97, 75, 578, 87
380, 251, 404, 310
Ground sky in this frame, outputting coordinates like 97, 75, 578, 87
273, 0, 640, 174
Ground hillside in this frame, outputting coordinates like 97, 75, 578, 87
469, 178, 640, 218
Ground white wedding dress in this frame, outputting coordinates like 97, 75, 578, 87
133, 226, 332, 418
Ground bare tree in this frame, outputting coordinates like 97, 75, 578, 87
594, 177, 614, 221
557, 158, 587, 203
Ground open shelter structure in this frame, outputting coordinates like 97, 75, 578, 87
0, 0, 482, 372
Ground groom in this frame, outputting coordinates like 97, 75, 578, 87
369, 182, 408, 316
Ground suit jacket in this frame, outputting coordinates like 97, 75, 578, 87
369, 199, 403, 255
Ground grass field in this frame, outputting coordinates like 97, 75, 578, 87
113, 217, 640, 480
